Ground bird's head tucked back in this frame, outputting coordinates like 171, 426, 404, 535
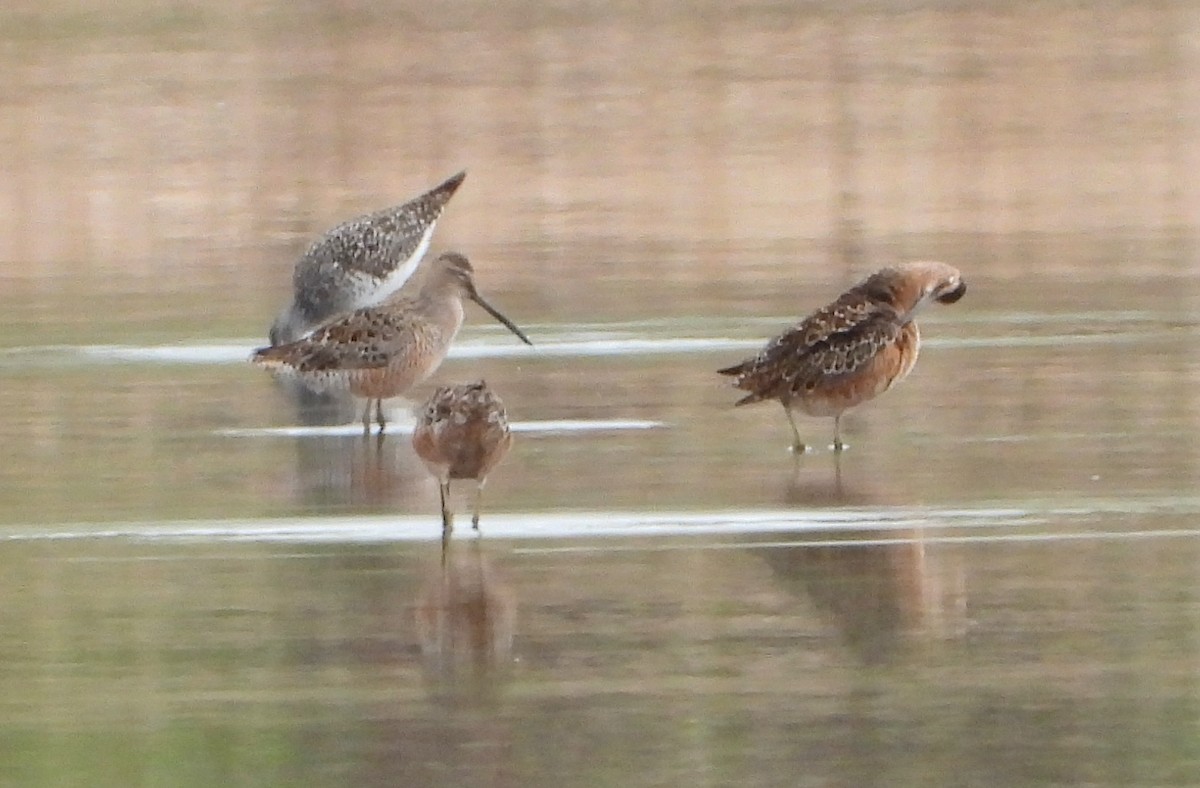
868, 261, 966, 320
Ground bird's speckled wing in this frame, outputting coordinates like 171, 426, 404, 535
254, 298, 443, 373
291, 172, 466, 316
718, 289, 903, 405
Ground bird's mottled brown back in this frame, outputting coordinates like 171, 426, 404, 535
257, 297, 448, 373
718, 277, 906, 405
413, 381, 513, 481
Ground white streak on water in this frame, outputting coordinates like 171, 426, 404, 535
65, 338, 759, 364
5, 326, 1176, 368
0, 508, 1037, 544
513, 528, 1200, 555
216, 418, 665, 438
4, 497, 1198, 546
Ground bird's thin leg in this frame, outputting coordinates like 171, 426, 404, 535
832, 414, 846, 453
471, 481, 486, 532
360, 400, 372, 437
376, 399, 387, 434
782, 403, 807, 454
439, 480, 454, 533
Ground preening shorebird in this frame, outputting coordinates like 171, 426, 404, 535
718, 261, 966, 453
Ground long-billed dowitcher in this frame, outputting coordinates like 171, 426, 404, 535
412, 381, 514, 535
252, 252, 531, 434
718, 261, 966, 453
268, 170, 466, 346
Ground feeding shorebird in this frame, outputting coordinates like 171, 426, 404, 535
718, 261, 966, 453
268, 170, 466, 346
252, 252, 532, 435
412, 381, 514, 536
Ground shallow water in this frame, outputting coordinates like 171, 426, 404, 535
3, 1, 1200, 786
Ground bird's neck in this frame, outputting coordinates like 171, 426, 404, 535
418, 290, 466, 334
875, 278, 929, 323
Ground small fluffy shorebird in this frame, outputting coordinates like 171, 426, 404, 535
269, 170, 466, 346
252, 252, 532, 434
412, 381, 514, 535
718, 261, 966, 453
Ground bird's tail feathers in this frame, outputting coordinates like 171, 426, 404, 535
733, 391, 766, 407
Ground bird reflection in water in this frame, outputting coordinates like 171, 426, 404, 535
786, 443, 854, 501
762, 532, 965, 665
256, 351, 428, 509
766, 478, 967, 665
269, 373, 361, 426
414, 537, 516, 705
279, 418, 429, 510
795, 448, 849, 497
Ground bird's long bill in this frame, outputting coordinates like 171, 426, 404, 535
471, 293, 533, 346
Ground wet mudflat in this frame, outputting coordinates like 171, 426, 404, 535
2, 1, 1200, 786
